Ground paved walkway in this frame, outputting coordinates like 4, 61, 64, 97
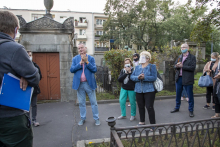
33, 96, 215, 147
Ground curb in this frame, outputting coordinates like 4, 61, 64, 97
77, 138, 110, 147
75, 93, 206, 106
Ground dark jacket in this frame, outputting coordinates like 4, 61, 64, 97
174, 52, 196, 85
118, 68, 135, 90
0, 32, 40, 118
33, 62, 42, 94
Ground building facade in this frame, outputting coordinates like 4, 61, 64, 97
0, 8, 109, 62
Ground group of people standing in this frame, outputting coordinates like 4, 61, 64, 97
117, 51, 157, 129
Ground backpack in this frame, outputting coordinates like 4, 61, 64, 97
150, 64, 163, 93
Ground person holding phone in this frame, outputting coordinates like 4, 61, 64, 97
117, 58, 136, 121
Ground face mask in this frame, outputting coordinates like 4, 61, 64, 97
181, 49, 188, 53
139, 55, 147, 64
211, 58, 216, 62
13, 27, 17, 40
134, 58, 138, 61
29, 57, 32, 61
125, 64, 130, 68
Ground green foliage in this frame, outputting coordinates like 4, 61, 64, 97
104, 49, 133, 84
102, 0, 207, 51
160, 45, 202, 62
190, 20, 213, 43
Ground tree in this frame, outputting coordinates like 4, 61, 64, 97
101, 0, 173, 50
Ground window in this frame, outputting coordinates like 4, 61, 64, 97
79, 41, 86, 45
137, 45, 142, 50
79, 29, 86, 35
31, 14, 44, 21
79, 17, 86, 23
60, 16, 67, 23
96, 19, 106, 25
96, 31, 103, 35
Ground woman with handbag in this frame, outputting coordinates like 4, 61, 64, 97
212, 57, 220, 118
203, 52, 219, 110
117, 58, 136, 121
130, 51, 157, 129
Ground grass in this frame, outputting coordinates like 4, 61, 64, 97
86, 72, 206, 101
86, 129, 220, 147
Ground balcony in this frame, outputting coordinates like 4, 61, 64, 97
94, 24, 103, 30
77, 35, 87, 40
75, 22, 88, 28
95, 35, 102, 40
95, 47, 109, 52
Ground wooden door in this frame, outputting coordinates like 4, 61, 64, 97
33, 53, 60, 100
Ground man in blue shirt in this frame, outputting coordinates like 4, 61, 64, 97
70, 43, 100, 126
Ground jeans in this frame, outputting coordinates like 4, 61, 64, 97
119, 88, 136, 117
175, 77, 194, 112
77, 82, 99, 120
136, 92, 156, 124
181, 87, 188, 98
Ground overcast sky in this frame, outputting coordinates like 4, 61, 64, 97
1, 0, 191, 13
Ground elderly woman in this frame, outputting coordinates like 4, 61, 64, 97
203, 52, 219, 110
131, 51, 157, 127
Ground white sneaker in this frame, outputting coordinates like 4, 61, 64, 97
130, 116, 135, 121
117, 115, 126, 119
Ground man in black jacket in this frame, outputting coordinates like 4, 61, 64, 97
0, 11, 40, 146
27, 51, 42, 127
170, 43, 196, 117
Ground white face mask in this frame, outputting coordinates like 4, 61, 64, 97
124, 64, 131, 68
139, 55, 147, 64
29, 57, 32, 61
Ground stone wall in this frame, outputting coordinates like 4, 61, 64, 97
20, 34, 77, 101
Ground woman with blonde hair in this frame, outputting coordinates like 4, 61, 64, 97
117, 58, 136, 121
203, 52, 219, 110
131, 51, 157, 129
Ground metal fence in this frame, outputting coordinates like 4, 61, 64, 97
95, 66, 112, 93
106, 117, 220, 147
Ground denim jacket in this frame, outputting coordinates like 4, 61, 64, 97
130, 64, 157, 93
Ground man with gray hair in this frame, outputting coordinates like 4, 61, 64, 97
0, 11, 40, 146
70, 43, 100, 126
170, 43, 196, 117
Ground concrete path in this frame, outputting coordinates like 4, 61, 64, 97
33, 96, 215, 147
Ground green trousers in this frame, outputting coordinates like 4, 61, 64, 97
119, 87, 136, 117
0, 114, 33, 147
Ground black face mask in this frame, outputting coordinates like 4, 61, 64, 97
134, 58, 139, 61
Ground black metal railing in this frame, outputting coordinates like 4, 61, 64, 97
95, 66, 112, 93
106, 117, 220, 147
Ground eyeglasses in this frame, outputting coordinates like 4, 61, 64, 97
181, 47, 188, 49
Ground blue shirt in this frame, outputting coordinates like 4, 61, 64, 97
130, 64, 157, 93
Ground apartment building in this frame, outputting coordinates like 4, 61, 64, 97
0, 8, 109, 56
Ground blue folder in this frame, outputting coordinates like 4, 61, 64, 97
0, 73, 33, 111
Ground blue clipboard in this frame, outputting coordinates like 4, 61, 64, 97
0, 73, 33, 111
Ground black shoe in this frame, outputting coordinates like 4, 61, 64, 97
170, 108, 179, 113
189, 111, 194, 117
